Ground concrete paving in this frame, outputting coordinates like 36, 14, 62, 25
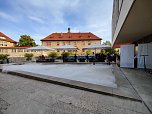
0, 72, 151, 114
121, 68, 152, 113
2, 64, 141, 102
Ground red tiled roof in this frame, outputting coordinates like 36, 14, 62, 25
0, 32, 17, 43
41, 32, 102, 41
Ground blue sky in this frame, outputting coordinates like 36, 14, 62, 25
0, 0, 113, 45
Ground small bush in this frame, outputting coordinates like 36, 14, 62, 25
86, 50, 92, 55
48, 52, 58, 59
69, 52, 75, 56
0, 54, 9, 60
24, 53, 33, 58
61, 52, 69, 58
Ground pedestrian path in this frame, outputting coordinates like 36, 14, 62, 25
121, 68, 152, 113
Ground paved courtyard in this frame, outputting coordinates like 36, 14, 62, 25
0, 71, 151, 114
2, 63, 117, 88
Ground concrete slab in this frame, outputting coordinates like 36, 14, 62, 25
121, 68, 152, 113
3, 99, 50, 114
3, 64, 142, 102
0, 72, 151, 114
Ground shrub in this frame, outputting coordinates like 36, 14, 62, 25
69, 52, 75, 56
0, 54, 9, 60
86, 50, 92, 55
24, 53, 33, 58
48, 52, 58, 59
61, 52, 69, 58
100, 50, 108, 56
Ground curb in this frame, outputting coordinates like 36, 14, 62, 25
3, 70, 142, 102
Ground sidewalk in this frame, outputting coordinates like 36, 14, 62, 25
120, 68, 152, 113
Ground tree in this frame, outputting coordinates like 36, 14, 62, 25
102, 41, 111, 46
102, 41, 116, 54
18, 35, 36, 46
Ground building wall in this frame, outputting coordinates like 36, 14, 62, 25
112, 0, 135, 45
42, 40, 101, 55
0, 40, 101, 57
0, 40, 16, 47
0, 48, 50, 57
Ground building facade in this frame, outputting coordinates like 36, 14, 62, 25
41, 28, 102, 55
0, 32, 43, 57
112, 0, 152, 68
0, 32, 17, 47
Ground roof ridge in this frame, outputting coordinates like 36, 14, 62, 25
0, 32, 17, 43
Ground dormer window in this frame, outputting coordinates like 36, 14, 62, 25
0, 36, 6, 39
68, 35, 71, 38
88, 36, 91, 38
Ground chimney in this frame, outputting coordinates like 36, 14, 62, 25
68, 27, 70, 33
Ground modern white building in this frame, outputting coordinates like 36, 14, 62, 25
112, 0, 152, 69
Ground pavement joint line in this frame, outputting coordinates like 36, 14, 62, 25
119, 67, 152, 114
0, 69, 142, 102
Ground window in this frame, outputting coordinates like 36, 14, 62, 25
46, 42, 51, 46
57, 42, 60, 46
0, 41, 7, 46
88, 42, 91, 45
83, 41, 85, 45
63, 42, 65, 45
74, 41, 76, 45
68, 41, 70, 45
88, 36, 91, 38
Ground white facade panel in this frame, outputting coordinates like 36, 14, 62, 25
138, 43, 152, 69
120, 44, 134, 68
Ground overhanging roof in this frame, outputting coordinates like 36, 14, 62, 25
113, 0, 152, 47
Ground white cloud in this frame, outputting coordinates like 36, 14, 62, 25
0, 11, 17, 22
32, 34, 46, 45
1, 0, 113, 43
28, 16, 44, 24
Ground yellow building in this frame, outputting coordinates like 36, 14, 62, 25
0, 32, 43, 57
41, 28, 102, 55
0, 32, 17, 47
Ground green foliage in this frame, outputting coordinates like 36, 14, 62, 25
100, 50, 108, 56
48, 52, 58, 59
69, 52, 75, 56
102, 41, 111, 46
61, 52, 69, 58
105, 48, 116, 54
86, 50, 92, 55
18, 35, 36, 46
24, 53, 33, 58
102, 40, 116, 55
100, 49, 116, 55
0, 54, 9, 60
